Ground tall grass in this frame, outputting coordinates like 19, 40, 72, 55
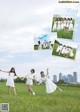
0, 82, 80, 112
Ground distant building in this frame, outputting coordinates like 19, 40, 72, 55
62, 76, 68, 83
53, 75, 57, 82
68, 74, 73, 83
59, 73, 63, 80
73, 72, 77, 83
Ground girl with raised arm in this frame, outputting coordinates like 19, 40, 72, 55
0, 67, 17, 95
40, 68, 62, 94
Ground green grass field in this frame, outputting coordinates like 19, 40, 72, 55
57, 30, 73, 40
0, 82, 80, 112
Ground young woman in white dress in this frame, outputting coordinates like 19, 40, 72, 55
22, 69, 36, 95
53, 20, 57, 30
57, 19, 61, 30
70, 48, 74, 57
63, 18, 67, 29
69, 18, 73, 31
56, 44, 63, 55
0, 68, 17, 95
61, 19, 64, 30
66, 18, 70, 29
40, 68, 62, 94
61, 46, 66, 56
38, 41, 42, 50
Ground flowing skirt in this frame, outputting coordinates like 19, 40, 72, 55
45, 79, 57, 94
6, 76, 15, 87
26, 78, 33, 85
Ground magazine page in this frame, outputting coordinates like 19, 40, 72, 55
0, 0, 80, 112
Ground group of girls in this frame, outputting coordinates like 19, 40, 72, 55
0, 68, 62, 95
53, 17, 74, 31
56, 44, 74, 57
37, 41, 52, 50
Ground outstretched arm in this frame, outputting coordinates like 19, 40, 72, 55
0, 70, 9, 73
19, 75, 28, 80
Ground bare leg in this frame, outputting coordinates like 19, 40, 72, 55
8, 86, 11, 95
57, 87, 62, 91
28, 85, 35, 95
13, 87, 17, 95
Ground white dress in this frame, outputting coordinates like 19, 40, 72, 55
61, 22, 64, 29
63, 20, 67, 28
41, 76, 57, 94
26, 73, 35, 86
57, 21, 61, 30
70, 49, 74, 57
38, 44, 42, 50
69, 21, 73, 30
66, 21, 70, 28
61, 47, 66, 54
53, 21, 57, 30
56, 45, 63, 53
6, 73, 15, 87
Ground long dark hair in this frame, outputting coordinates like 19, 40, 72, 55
9, 67, 16, 76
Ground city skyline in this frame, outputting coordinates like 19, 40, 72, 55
53, 71, 78, 83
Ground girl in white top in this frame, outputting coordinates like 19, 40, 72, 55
70, 48, 74, 57
57, 19, 61, 30
63, 18, 67, 29
40, 68, 62, 94
69, 18, 73, 31
61, 19, 64, 30
56, 45, 63, 53
22, 69, 35, 95
0, 68, 17, 95
61, 46, 66, 55
38, 41, 42, 50
53, 20, 57, 30
66, 18, 70, 28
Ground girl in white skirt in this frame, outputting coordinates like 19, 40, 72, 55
70, 48, 74, 57
40, 68, 62, 94
69, 18, 73, 31
0, 68, 17, 95
22, 69, 36, 95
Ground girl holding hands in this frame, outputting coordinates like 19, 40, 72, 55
0, 67, 18, 95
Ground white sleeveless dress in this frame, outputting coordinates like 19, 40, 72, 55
70, 49, 74, 57
26, 73, 35, 86
69, 21, 73, 30
6, 73, 15, 87
41, 76, 57, 94
53, 21, 57, 30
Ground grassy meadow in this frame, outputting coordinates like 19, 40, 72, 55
0, 82, 80, 112
57, 30, 73, 40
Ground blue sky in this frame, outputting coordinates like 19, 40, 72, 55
0, 0, 80, 81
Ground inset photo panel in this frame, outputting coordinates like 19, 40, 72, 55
34, 33, 57, 50
52, 40, 78, 60
51, 8, 77, 40
51, 16, 75, 40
